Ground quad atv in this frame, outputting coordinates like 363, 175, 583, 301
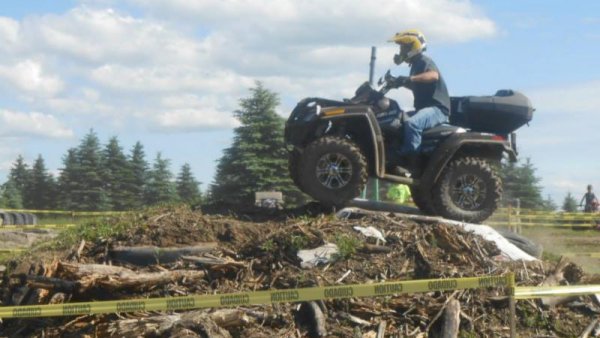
284, 71, 534, 223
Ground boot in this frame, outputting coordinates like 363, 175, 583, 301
391, 154, 421, 177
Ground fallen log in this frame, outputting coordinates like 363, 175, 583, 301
26, 275, 78, 293
110, 243, 218, 266
441, 299, 461, 338
579, 318, 599, 338
359, 244, 392, 254
540, 257, 579, 307
96, 310, 247, 338
57, 262, 205, 291
182, 254, 246, 270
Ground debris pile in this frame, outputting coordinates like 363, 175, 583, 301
1, 205, 599, 337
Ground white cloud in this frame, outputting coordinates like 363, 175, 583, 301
0, 109, 74, 139
0, 60, 64, 97
127, 0, 496, 45
0, 1, 497, 133
152, 94, 239, 131
529, 81, 600, 115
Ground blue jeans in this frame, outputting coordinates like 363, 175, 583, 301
399, 106, 448, 155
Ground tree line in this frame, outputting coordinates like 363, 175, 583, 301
0, 131, 202, 211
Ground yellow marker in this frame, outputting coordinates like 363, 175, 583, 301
322, 108, 345, 116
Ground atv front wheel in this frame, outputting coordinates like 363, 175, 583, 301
432, 157, 501, 223
288, 148, 307, 193
300, 137, 368, 207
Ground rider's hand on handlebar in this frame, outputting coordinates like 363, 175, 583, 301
394, 75, 411, 88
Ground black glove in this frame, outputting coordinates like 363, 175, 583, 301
394, 75, 411, 88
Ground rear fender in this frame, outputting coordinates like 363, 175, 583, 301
420, 133, 515, 192
319, 110, 385, 176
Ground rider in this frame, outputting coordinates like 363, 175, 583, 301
388, 30, 450, 173
580, 184, 598, 212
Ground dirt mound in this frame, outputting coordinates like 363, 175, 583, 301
0, 205, 598, 337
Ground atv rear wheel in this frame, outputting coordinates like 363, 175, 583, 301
410, 186, 436, 215
300, 137, 368, 207
432, 157, 501, 223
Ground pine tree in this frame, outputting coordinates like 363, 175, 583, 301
145, 153, 178, 205
562, 192, 578, 212
58, 148, 81, 210
9, 155, 30, 198
73, 130, 109, 210
176, 163, 202, 205
211, 82, 303, 206
127, 142, 148, 210
102, 137, 134, 210
24, 155, 57, 209
500, 158, 546, 210
0, 181, 23, 208
542, 194, 557, 211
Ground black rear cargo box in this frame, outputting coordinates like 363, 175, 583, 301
450, 90, 534, 134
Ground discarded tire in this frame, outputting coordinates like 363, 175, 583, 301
496, 229, 543, 258
0, 213, 12, 226
11, 213, 25, 226
23, 213, 35, 225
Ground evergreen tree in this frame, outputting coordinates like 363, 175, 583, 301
73, 130, 109, 210
176, 163, 202, 205
145, 153, 178, 205
24, 155, 57, 209
500, 158, 546, 210
8, 155, 30, 198
58, 148, 80, 210
211, 82, 303, 206
542, 195, 557, 211
102, 137, 134, 210
562, 192, 578, 212
0, 181, 23, 208
127, 142, 148, 210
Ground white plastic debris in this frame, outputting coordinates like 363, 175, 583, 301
353, 226, 387, 243
337, 207, 537, 262
297, 243, 339, 269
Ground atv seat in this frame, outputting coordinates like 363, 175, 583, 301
422, 124, 465, 139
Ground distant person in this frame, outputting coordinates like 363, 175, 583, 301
580, 185, 598, 212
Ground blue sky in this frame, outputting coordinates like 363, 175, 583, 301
0, 0, 598, 206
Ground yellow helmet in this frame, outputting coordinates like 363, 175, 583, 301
389, 29, 427, 64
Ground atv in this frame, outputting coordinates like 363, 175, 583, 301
284, 70, 534, 223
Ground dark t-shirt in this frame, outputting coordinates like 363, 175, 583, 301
409, 54, 451, 115
584, 192, 597, 205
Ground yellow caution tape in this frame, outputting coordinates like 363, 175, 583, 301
0, 274, 513, 318
514, 285, 600, 299
487, 221, 594, 228
0, 224, 76, 231
1, 209, 129, 216
496, 209, 600, 220
562, 252, 600, 258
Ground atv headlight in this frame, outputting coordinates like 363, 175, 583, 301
377, 97, 390, 111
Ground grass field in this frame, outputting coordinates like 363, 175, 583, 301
516, 226, 600, 274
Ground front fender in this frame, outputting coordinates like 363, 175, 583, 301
321, 109, 385, 177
